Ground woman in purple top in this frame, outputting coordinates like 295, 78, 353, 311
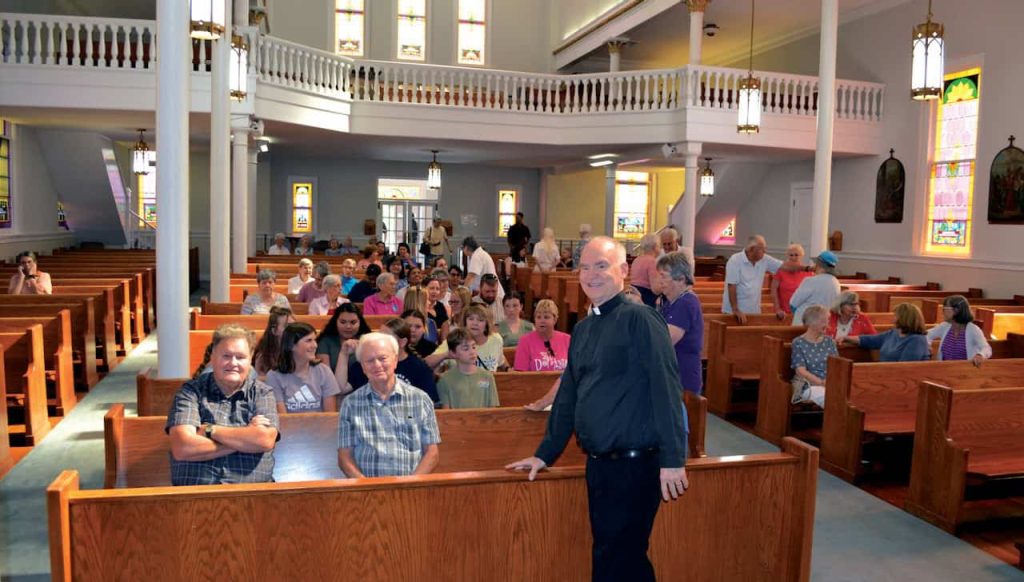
656, 250, 704, 393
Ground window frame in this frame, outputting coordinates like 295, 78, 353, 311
394, 0, 429, 62
612, 170, 650, 239
496, 184, 520, 238
333, 0, 368, 58
455, 0, 490, 67
0, 119, 12, 229
289, 177, 318, 235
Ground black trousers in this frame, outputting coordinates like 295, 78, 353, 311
585, 455, 663, 582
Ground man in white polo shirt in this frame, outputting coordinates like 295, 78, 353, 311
722, 235, 782, 324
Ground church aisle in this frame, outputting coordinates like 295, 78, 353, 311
1, 350, 1021, 580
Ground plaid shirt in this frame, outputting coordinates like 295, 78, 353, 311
165, 373, 280, 486
338, 378, 441, 477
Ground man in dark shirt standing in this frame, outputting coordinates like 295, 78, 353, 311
505, 212, 531, 253
507, 236, 689, 582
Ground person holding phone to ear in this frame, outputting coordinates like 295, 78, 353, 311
8, 251, 52, 295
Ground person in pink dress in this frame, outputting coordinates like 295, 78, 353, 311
362, 273, 403, 315
513, 299, 570, 372
629, 234, 661, 307
770, 243, 813, 319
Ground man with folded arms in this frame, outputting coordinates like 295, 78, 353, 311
507, 237, 689, 582
337, 333, 440, 478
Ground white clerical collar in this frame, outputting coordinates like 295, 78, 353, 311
591, 305, 601, 316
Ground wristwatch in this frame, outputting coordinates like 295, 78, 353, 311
204, 423, 216, 440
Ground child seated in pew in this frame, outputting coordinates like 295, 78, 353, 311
437, 328, 500, 409
265, 322, 342, 413
252, 307, 295, 378
843, 303, 931, 362
402, 309, 438, 359
790, 305, 837, 408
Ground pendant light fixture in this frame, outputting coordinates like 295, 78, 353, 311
911, 0, 944, 101
427, 150, 442, 189
699, 158, 715, 196
229, 34, 249, 100
132, 129, 153, 175
737, 0, 761, 133
190, 0, 226, 41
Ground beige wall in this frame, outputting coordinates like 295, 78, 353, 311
543, 168, 606, 239
652, 169, 684, 233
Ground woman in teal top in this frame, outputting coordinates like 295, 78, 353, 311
496, 292, 534, 347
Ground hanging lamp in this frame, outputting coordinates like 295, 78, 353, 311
699, 158, 715, 196
190, 0, 226, 41
230, 34, 249, 100
911, 0, 944, 100
132, 129, 152, 175
427, 150, 442, 189
737, 0, 761, 133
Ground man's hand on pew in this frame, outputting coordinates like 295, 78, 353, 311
734, 311, 748, 325
660, 467, 689, 501
505, 456, 547, 481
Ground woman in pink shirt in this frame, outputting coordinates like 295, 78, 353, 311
362, 273, 402, 315
513, 299, 570, 371
629, 234, 661, 307
771, 243, 813, 319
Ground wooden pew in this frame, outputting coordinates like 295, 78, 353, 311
905, 382, 1024, 533
52, 284, 133, 354
0, 301, 99, 388
974, 307, 1024, 340
52, 438, 817, 582
200, 298, 310, 315
858, 288, 981, 313
0, 345, 10, 478
51, 277, 145, 343
820, 351, 1024, 482
137, 369, 708, 460
1, 324, 50, 445
0, 293, 116, 370
188, 313, 390, 331
0, 310, 77, 413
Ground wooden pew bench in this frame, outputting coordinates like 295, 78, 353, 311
905, 382, 1024, 533
0, 301, 99, 388
0, 310, 77, 414
52, 284, 133, 355
0, 324, 50, 445
188, 312, 391, 331
0, 345, 10, 478
136, 370, 708, 460
0, 293, 117, 370
821, 354, 1024, 482
50, 438, 818, 582
200, 298, 310, 315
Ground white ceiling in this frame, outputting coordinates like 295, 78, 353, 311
570, 0, 913, 71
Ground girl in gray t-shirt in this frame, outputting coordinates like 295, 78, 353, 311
266, 322, 342, 413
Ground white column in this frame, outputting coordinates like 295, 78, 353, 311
156, 0, 191, 378
233, 0, 248, 25
603, 165, 617, 237
687, 1, 708, 65
681, 142, 702, 250
810, 0, 838, 256
248, 147, 258, 255
231, 126, 249, 273
607, 41, 623, 73
210, 0, 232, 300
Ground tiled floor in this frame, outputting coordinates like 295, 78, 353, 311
1, 342, 1022, 580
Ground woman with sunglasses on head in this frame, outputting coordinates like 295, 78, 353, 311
927, 294, 992, 367
513, 299, 569, 372
770, 243, 813, 320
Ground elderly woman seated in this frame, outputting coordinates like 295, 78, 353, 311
927, 294, 992, 366
267, 233, 290, 255
294, 235, 315, 256
790, 305, 837, 408
827, 291, 877, 341
288, 258, 314, 295
513, 299, 569, 372
296, 262, 331, 303
309, 275, 350, 316
8, 251, 53, 295
363, 272, 403, 315
241, 269, 291, 315
324, 236, 345, 256
843, 303, 931, 362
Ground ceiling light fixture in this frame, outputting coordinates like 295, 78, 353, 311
229, 34, 249, 101
427, 150, 442, 189
132, 129, 153, 175
189, 0, 226, 41
737, 0, 761, 134
589, 160, 615, 167
911, 0, 944, 101
257, 139, 270, 153
588, 153, 618, 160
699, 158, 715, 196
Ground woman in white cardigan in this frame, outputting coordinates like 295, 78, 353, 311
926, 295, 992, 366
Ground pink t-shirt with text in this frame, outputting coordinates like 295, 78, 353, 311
513, 331, 571, 372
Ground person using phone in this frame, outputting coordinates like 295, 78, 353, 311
8, 251, 52, 295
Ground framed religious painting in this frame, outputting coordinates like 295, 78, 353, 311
987, 136, 1024, 224
874, 149, 905, 223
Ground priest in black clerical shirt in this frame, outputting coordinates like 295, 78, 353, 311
507, 236, 689, 582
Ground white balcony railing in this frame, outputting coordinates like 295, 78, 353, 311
1, 13, 886, 122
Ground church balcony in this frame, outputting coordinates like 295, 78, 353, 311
0, 13, 885, 154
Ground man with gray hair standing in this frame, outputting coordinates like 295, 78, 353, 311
658, 227, 695, 272
722, 235, 782, 324
337, 332, 440, 478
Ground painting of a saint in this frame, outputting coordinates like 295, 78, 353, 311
988, 136, 1024, 224
874, 149, 905, 223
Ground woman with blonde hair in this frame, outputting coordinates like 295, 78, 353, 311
844, 303, 930, 362
403, 285, 439, 342
426, 304, 508, 372
770, 243, 812, 319
513, 299, 569, 371
532, 227, 560, 273
447, 286, 473, 331
630, 233, 661, 307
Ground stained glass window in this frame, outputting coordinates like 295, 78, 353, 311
138, 153, 157, 227
57, 201, 68, 229
716, 219, 736, 245
0, 119, 11, 228
497, 188, 517, 237
457, 0, 486, 66
335, 0, 365, 57
924, 68, 981, 256
292, 182, 314, 233
397, 0, 427, 61
613, 171, 649, 238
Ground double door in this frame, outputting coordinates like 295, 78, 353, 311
379, 201, 436, 258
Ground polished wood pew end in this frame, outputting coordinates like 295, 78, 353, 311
51, 437, 818, 582
0, 311, 77, 414
906, 382, 1024, 533
1, 325, 51, 445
